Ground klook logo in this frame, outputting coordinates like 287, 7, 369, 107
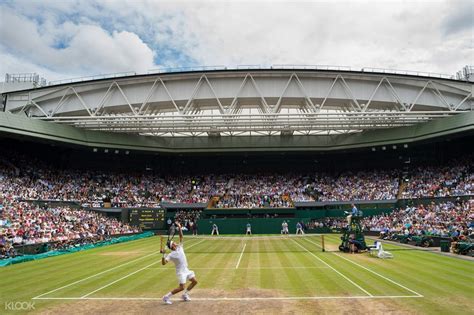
5, 301, 36, 311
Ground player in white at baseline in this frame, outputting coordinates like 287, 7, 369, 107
281, 220, 289, 235
246, 222, 252, 235
161, 222, 198, 304
211, 223, 219, 235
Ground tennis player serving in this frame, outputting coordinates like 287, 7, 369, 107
161, 222, 198, 304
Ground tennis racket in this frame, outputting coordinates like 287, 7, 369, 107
166, 222, 177, 249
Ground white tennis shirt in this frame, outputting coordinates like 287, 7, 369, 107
165, 244, 188, 274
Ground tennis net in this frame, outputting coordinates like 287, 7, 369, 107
180, 235, 326, 253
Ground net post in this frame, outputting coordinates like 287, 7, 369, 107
321, 235, 325, 252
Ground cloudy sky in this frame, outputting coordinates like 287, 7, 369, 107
0, 0, 472, 82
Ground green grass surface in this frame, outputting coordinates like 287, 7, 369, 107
1, 234, 473, 314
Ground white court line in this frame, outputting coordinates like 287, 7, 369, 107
235, 243, 246, 269
32, 239, 203, 300
303, 237, 424, 297
146, 266, 329, 270
291, 239, 373, 297
33, 295, 423, 301
80, 239, 206, 299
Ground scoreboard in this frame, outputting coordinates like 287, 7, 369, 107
129, 209, 165, 230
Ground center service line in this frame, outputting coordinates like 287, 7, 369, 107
235, 243, 247, 269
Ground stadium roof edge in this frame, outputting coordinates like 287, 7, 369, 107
1, 67, 469, 95
0, 111, 472, 153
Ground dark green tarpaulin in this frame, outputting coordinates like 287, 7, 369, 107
0, 232, 154, 267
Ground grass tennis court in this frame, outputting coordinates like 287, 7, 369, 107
1, 234, 473, 314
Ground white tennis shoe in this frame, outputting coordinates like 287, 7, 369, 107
162, 295, 172, 304
182, 293, 191, 301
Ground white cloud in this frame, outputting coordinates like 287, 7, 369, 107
169, 1, 472, 75
0, 6, 156, 80
58, 25, 156, 73
441, 0, 474, 36
0, 52, 66, 81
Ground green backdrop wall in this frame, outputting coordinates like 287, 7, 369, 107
197, 207, 393, 234
197, 218, 306, 234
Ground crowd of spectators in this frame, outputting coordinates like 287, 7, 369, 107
1, 150, 473, 210
293, 170, 400, 202
307, 217, 347, 230
0, 157, 213, 207
402, 160, 473, 198
0, 159, 404, 209
174, 209, 202, 233
0, 198, 140, 259
216, 193, 291, 208
213, 174, 298, 208
307, 199, 474, 239
362, 200, 474, 238
213, 171, 399, 208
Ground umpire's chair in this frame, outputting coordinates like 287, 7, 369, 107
339, 214, 368, 253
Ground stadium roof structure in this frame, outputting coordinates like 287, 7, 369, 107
2, 66, 473, 139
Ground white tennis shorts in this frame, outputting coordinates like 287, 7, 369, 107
177, 269, 195, 284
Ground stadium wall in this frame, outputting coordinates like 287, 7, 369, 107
0, 111, 473, 152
